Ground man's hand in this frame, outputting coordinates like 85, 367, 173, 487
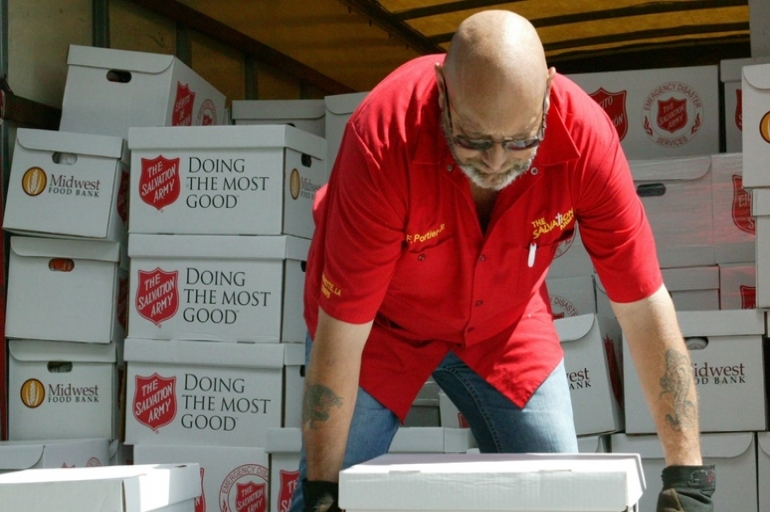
656, 465, 716, 512
302, 480, 341, 512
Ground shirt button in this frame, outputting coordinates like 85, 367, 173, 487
530, 167, 539, 175
447, 165, 454, 172
475, 300, 483, 307
418, 254, 425, 261
478, 254, 486, 262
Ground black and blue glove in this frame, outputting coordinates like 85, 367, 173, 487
302, 479, 341, 512
657, 465, 716, 512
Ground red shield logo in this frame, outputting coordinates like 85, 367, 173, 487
457, 413, 469, 429
731, 175, 755, 234
741, 286, 756, 309
139, 156, 181, 211
195, 468, 206, 512
233, 481, 266, 512
135, 268, 179, 326
735, 89, 743, 131
117, 169, 130, 224
173, 82, 196, 126
197, 99, 217, 126
133, 373, 177, 431
657, 97, 688, 133
278, 470, 300, 512
589, 88, 628, 141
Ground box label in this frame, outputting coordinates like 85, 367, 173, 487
642, 81, 703, 148
174, 82, 195, 127
278, 469, 300, 512
134, 373, 177, 431
220, 465, 269, 512
589, 88, 628, 140
136, 268, 180, 326
731, 175, 755, 234
140, 156, 182, 210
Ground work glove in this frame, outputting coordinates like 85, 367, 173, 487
302, 479, 341, 512
656, 465, 716, 512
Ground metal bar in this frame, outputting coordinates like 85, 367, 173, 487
92, 0, 110, 48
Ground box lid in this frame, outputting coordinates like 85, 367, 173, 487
9, 339, 116, 363
324, 92, 369, 116
743, 63, 770, 90
720, 57, 770, 82
16, 128, 128, 161
629, 155, 711, 182
338, 453, 644, 511
676, 309, 765, 336
11, 236, 122, 262
661, 266, 719, 292
231, 99, 325, 121
127, 124, 326, 160
128, 234, 310, 261
67, 44, 175, 75
123, 338, 285, 369
554, 314, 596, 343
266, 427, 302, 453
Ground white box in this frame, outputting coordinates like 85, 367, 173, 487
754, 189, 770, 307
404, 379, 440, 427
758, 432, 770, 512
6, 237, 126, 344
338, 453, 644, 512
438, 390, 469, 429
390, 427, 445, 453
133, 444, 269, 512
283, 343, 305, 429
719, 262, 757, 310
546, 274, 597, 318
442, 428, 478, 454
124, 338, 285, 447
231, 99, 325, 137
0, 438, 110, 473
266, 428, 302, 512
545, 223, 594, 279
324, 91, 368, 179
60, 44, 226, 139
661, 266, 720, 311
128, 234, 309, 343
711, 153, 755, 263
110, 439, 134, 466
612, 432, 755, 512
742, 63, 770, 188
128, 125, 326, 239
3, 128, 129, 243
566, 66, 719, 159
623, 309, 766, 434
629, 156, 715, 268
7, 340, 118, 441
720, 57, 770, 152
556, 314, 624, 436
577, 435, 609, 453
0, 462, 200, 512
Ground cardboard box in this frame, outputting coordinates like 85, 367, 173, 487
128, 125, 326, 239
545, 223, 594, 279
545, 274, 597, 318
60, 44, 226, 139
5, 236, 127, 344
283, 343, 305, 429
710, 153, 755, 263
719, 262, 756, 310
566, 66, 719, 159
133, 444, 269, 512
661, 266, 720, 311
266, 428, 302, 512
231, 99, 325, 137
7, 340, 118, 441
124, 338, 286, 447
3, 128, 129, 243
556, 314, 624, 436
623, 309, 767, 434
324, 91, 368, 180
612, 432, 756, 512
754, 189, 770, 307
742, 62, 770, 188
758, 432, 770, 512
338, 453, 644, 512
720, 57, 770, 152
127, 234, 309, 343
438, 390, 469, 429
629, 155, 715, 268
0, 462, 201, 512
0, 438, 110, 473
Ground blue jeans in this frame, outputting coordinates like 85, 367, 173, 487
288, 334, 578, 512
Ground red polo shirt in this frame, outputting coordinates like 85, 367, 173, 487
304, 55, 662, 421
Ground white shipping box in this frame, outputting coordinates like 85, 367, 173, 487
742, 63, 770, 188
546, 274, 597, 318
6, 237, 127, 344
0, 463, 200, 512
324, 91, 368, 180
566, 66, 719, 159
133, 444, 269, 512
128, 125, 326, 239
60, 44, 226, 139
719, 262, 756, 310
7, 340, 118, 441
556, 314, 624, 436
623, 309, 767, 433
128, 234, 309, 343
338, 453, 644, 512
266, 428, 302, 512
758, 432, 770, 512
710, 153, 755, 263
720, 57, 770, 152
754, 189, 770, 308
612, 433, 754, 512
660, 266, 720, 311
3, 128, 129, 243
231, 99, 325, 137
124, 338, 285, 447
0, 438, 110, 473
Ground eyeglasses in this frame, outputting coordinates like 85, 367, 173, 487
444, 89, 547, 152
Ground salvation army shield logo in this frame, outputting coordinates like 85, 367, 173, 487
656, 97, 688, 133
735, 89, 743, 131
589, 88, 628, 140
173, 82, 196, 126
140, 156, 181, 211
278, 470, 300, 512
232, 482, 266, 512
195, 468, 206, 512
197, 99, 217, 126
731, 175, 755, 234
741, 286, 756, 309
642, 81, 703, 147
220, 465, 270, 512
135, 268, 179, 326
133, 373, 177, 431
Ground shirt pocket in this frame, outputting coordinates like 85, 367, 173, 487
389, 236, 458, 298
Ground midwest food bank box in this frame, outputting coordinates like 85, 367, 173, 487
231, 99, 326, 137
133, 444, 269, 512
710, 153, 755, 263
124, 338, 286, 447
338, 453, 644, 512
0, 438, 110, 473
5, 236, 127, 344
59, 44, 226, 139
7, 340, 118, 441
128, 124, 325, 239
623, 309, 767, 434
128, 234, 308, 343
0, 463, 201, 512
742, 62, 770, 188
3, 129, 129, 243
566, 65, 719, 159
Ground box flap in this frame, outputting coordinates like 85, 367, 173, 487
231, 99, 325, 121
324, 92, 369, 116
662, 266, 719, 291
284, 342, 305, 365
743, 63, 770, 91
9, 339, 116, 363
629, 155, 711, 182
123, 338, 285, 369
67, 44, 175, 75
554, 314, 596, 343
16, 128, 127, 161
0, 443, 45, 470
11, 236, 121, 262
265, 427, 302, 453
128, 234, 310, 261
720, 57, 770, 82
677, 309, 765, 336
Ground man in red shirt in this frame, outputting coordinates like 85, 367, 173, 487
294, 10, 714, 512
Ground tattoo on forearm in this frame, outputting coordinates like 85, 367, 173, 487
303, 384, 343, 429
659, 349, 697, 431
